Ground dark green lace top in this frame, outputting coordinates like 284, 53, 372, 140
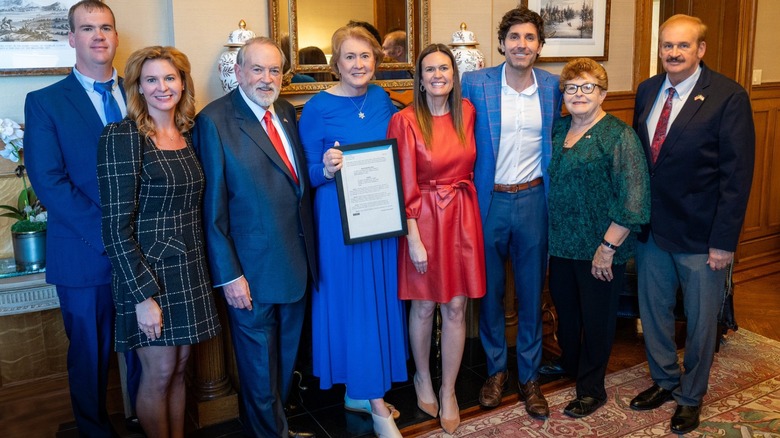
548, 113, 650, 264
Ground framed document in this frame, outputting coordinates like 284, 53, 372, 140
335, 139, 408, 244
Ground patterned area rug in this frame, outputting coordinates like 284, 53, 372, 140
418, 330, 780, 437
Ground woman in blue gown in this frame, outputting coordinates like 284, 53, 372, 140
299, 25, 407, 438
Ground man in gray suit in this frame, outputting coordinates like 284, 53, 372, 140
193, 37, 317, 438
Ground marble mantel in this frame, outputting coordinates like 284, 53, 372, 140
0, 259, 57, 316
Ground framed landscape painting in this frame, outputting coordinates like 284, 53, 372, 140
525, 0, 610, 62
0, 0, 80, 76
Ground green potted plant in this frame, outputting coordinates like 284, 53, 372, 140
0, 118, 47, 271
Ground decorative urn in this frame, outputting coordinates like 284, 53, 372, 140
12, 230, 46, 271
218, 20, 256, 93
449, 22, 485, 78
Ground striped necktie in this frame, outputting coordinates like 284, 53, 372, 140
650, 87, 676, 164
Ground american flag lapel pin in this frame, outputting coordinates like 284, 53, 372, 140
694, 94, 705, 102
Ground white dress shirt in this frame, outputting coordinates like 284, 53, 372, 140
72, 66, 127, 125
646, 65, 702, 140
494, 66, 543, 185
238, 86, 299, 175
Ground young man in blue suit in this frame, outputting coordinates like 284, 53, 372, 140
461, 6, 562, 419
24, 1, 140, 435
193, 37, 318, 438
630, 14, 754, 434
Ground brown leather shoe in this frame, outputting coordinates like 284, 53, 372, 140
518, 379, 549, 419
478, 371, 508, 408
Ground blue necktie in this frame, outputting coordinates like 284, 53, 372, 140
93, 79, 123, 123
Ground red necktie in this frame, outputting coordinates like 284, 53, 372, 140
263, 111, 298, 184
650, 87, 676, 164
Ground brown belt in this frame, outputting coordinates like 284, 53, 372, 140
493, 177, 543, 193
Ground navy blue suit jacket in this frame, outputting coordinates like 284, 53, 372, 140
633, 62, 755, 253
193, 90, 317, 304
24, 73, 117, 287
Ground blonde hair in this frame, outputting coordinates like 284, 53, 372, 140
329, 25, 384, 78
124, 46, 196, 138
659, 14, 707, 44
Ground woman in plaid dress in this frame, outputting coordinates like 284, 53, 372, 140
97, 46, 220, 437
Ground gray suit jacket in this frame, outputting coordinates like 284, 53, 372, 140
193, 90, 317, 303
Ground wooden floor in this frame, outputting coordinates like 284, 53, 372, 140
1, 259, 778, 437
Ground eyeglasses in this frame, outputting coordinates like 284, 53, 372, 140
563, 83, 601, 95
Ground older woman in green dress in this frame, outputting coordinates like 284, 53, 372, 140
547, 58, 650, 418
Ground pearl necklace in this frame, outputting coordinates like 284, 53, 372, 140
348, 94, 368, 119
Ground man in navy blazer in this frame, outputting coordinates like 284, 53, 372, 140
461, 6, 562, 418
630, 15, 754, 434
23, 1, 139, 435
193, 37, 317, 438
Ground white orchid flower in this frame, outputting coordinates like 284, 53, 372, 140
0, 118, 23, 143
0, 118, 24, 164
0, 145, 19, 162
31, 212, 48, 223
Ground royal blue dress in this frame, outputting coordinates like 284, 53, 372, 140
299, 84, 408, 400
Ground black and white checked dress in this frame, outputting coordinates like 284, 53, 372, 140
98, 119, 220, 351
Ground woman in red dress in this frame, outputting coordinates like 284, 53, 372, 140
387, 43, 486, 435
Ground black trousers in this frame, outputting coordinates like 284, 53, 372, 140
549, 256, 625, 400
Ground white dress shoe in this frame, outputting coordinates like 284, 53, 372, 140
371, 411, 403, 438
345, 393, 401, 419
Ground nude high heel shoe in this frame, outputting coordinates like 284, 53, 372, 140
413, 373, 439, 418
371, 411, 403, 438
439, 389, 461, 435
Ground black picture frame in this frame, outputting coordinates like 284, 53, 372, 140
334, 139, 408, 244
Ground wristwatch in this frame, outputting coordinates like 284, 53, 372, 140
601, 239, 619, 250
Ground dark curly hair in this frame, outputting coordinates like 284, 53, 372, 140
497, 6, 545, 55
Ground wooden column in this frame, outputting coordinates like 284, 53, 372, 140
187, 298, 238, 428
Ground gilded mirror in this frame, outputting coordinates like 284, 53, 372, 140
269, 0, 429, 94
